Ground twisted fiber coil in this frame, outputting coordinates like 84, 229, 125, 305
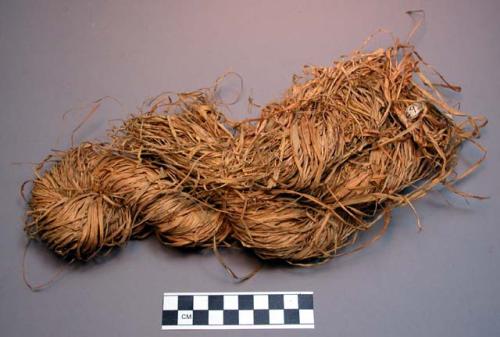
25, 43, 486, 266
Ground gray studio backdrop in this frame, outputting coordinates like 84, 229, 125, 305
1, 1, 499, 336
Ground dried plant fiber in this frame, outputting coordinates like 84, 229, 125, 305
24, 39, 486, 277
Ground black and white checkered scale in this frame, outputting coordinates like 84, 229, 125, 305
162, 292, 314, 330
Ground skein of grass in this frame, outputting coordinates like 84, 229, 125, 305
24, 34, 486, 284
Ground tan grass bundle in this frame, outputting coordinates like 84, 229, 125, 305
24, 40, 486, 270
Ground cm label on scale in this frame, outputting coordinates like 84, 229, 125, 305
178, 310, 194, 325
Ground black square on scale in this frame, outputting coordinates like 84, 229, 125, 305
254, 310, 270, 325
238, 295, 254, 309
268, 294, 284, 309
223, 310, 239, 325
162, 310, 178, 325
178, 295, 193, 310
284, 309, 300, 324
193, 310, 208, 325
208, 295, 224, 310
298, 294, 314, 309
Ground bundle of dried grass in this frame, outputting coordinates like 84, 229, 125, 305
26, 142, 229, 261
24, 40, 486, 270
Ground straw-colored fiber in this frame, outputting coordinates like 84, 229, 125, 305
25, 42, 486, 268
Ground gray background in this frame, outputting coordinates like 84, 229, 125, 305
1, 0, 499, 336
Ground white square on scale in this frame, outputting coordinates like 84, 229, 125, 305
239, 310, 254, 325
283, 294, 299, 309
269, 309, 285, 324
223, 295, 239, 310
163, 295, 178, 310
193, 295, 208, 310
299, 309, 314, 324
254, 294, 269, 309
208, 310, 223, 325
177, 310, 193, 325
